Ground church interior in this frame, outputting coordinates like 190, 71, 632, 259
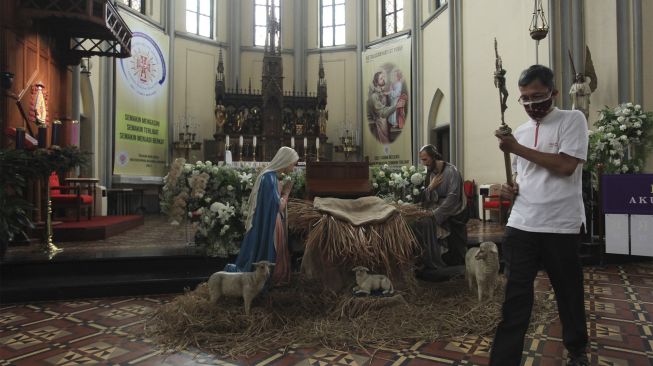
1, 0, 653, 365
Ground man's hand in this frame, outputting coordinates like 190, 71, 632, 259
428, 174, 444, 191
500, 183, 519, 200
495, 131, 521, 155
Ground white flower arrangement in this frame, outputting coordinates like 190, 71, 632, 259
371, 164, 427, 203
587, 103, 652, 186
161, 161, 306, 257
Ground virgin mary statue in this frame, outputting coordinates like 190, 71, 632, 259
225, 146, 299, 285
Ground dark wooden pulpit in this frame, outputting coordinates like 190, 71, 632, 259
305, 161, 372, 200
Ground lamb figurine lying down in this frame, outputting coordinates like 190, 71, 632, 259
465, 241, 500, 302
207, 261, 275, 315
352, 266, 394, 295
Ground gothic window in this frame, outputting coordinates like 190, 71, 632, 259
320, 0, 346, 47
382, 0, 404, 37
186, 0, 213, 38
254, 0, 281, 47
120, 0, 145, 14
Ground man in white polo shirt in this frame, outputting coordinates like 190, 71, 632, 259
489, 65, 589, 366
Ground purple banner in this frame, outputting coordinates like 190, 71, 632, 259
602, 174, 653, 214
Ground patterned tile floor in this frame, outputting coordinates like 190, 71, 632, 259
2, 261, 652, 365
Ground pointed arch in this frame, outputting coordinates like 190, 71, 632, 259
426, 88, 450, 162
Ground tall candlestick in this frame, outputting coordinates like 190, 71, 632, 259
38, 126, 47, 148
226, 135, 230, 148
15, 127, 25, 149
51, 120, 61, 146
303, 137, 307, 148
252, 136, 257, 162
71, 120, 80, 146
239, 135, 243, 162
291, 136, 295, 148
315, 137, 320, 149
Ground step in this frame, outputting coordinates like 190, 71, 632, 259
0, 253, 230, 304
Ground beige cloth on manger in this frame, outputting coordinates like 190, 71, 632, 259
313, 196, 397, 226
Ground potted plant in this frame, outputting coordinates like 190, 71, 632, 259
0, 146, 90, 259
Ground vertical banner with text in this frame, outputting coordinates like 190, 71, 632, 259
114, 15, 169, 177
362, 37, 412, 166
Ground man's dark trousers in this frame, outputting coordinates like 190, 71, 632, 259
489, 227, 588, 366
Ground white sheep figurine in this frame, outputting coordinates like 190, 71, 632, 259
465, 241, 500, 302
352, 266, 394, 295
207, 261, 275, 315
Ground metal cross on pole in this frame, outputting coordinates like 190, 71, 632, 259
493, 38, 514, 186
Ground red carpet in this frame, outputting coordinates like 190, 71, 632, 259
53, 215, 144, 241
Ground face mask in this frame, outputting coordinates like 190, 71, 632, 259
524, 98, 553, 121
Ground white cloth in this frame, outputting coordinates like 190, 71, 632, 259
244, 146, 299, 232
508, 108, 589, 234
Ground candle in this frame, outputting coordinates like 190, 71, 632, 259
51, 120, 61, 146
70, 120, 80, 146
37, 126, 47, 148
15, 127, 25, 149
316, 137, 320, 149
226, 135, 230, 147
253, 136, 257, 147
304, 137, 307, 148
239, 135, 243, 146
291, 136, 295, 148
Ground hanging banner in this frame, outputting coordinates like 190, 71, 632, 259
114, 15, 169, 177
362, 37, 412, 166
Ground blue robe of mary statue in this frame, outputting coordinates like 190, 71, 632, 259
225, 171, 280, 272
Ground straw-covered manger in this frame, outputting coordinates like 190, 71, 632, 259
145, 199, 557, 359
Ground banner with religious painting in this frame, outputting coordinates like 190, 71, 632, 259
114, 14, 169, 177
361, 37, 412, 166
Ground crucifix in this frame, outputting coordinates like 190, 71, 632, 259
493, 39, 514, 186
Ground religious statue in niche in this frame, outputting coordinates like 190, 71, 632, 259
32, 83, 48, 127
282, 108, 294, 135
305, 110, 319, 135
215, 104, 226, 134
236, 108, 249, 133
568, 46, 597, 121
318, 109, 328, 135
250, 107, 262, 134
295, 109, 305, 135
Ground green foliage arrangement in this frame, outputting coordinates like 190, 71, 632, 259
0, 146, 90, 257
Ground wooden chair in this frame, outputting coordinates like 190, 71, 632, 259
463, 179, 477, 219
481, 183, 511, 224
49, 172, 93, 221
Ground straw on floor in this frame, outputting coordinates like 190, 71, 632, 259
145, 275, 557, 359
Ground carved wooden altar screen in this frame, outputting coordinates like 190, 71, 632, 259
211, 9, 328, 162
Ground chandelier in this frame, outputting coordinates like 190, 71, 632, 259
529, 0, 549, 41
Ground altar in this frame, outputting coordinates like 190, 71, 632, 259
209, 12, 328, 163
